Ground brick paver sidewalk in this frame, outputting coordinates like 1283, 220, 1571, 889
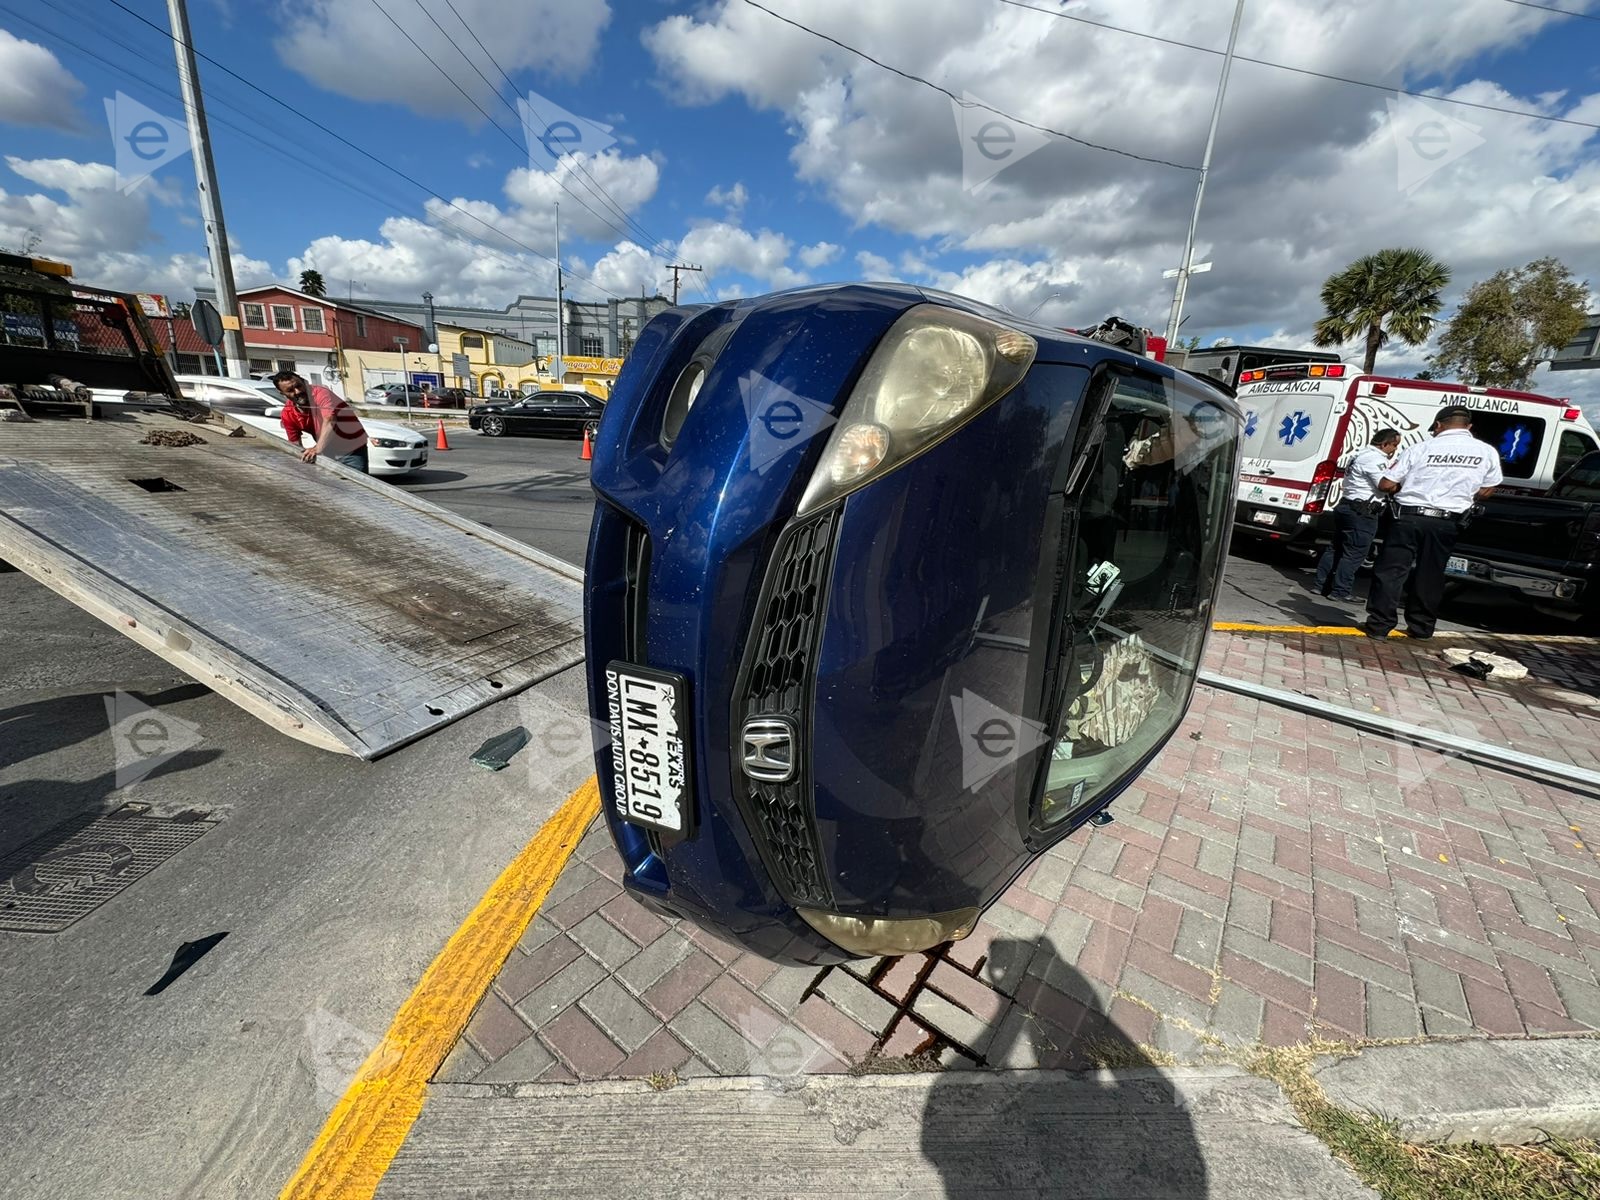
437, 631, 1600, 1087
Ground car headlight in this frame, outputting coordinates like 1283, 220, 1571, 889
797, 906, 980, 957
369, 437, 405, 448
796, 304, 1036, 516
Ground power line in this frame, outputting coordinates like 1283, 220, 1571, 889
97, 0, 628, 298
13, 2, 616, 303
1496, 0, 1600, 21
366, 0, 649, 254
738, 0, 1200, 171
991, 0, 1600, 133
433, 0, 675, 260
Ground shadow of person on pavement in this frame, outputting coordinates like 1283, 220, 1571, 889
919, 935, 1208, 1199
0, 684, 211, 772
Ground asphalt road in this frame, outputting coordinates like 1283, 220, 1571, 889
1221, 533, 1583, 636
392, 427, 596, 567
0, 566, 595, 1200
398, 425, 1577, 637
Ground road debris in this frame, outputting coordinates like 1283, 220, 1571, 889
1441, 648, 1528, 681
470, 727, 530, 771
139, 430, 207, 447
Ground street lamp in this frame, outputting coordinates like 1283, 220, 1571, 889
1024, 292, 1064, 320
395, 335, 410, 422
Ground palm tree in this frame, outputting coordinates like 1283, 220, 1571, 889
298, 269, 327, 298
1312, 248, 1451, 373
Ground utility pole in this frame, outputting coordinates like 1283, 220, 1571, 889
1164, 0, 1246, 346
666, 263, 702, 305
166, 0, 246, 376
553, 202, 564, 383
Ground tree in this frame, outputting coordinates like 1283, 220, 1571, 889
298, 269, 327, 297
1430, 257, 1589, 390
1312, 247, 1452, 373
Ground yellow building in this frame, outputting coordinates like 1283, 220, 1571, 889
555, 354, 623, 398
434, 321, 542, 397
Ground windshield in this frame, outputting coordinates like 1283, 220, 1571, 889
1035, 373, 1238, 828
1237, 384, 1341, 465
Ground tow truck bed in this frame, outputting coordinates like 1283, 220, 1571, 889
0, 408, 585, 758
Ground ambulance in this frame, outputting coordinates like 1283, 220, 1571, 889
1231, 363, 1600, 548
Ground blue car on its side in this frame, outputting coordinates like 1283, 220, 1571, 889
585, 284, 1240, 963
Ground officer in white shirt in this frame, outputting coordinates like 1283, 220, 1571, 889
1313, 427, 1401, 601
1362, 406, 1503, 639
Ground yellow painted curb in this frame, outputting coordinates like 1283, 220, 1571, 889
279, 775, 602, 1200
1212, 623, 1598, 644
1211, 622, 1398, 637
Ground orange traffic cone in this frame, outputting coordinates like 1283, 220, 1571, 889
581, 425, 594, 461
435, 419, 450, 451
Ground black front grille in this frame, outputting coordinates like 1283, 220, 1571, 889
734, 510, 839, 907
623, 520, 651, 663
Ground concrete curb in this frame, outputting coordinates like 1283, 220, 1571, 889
427, 1062, 1253, 1102
1314, 1036, 1600, 1144
384, 1066, 1382, 1198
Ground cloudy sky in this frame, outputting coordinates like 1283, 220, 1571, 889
0, 0, 1596, 400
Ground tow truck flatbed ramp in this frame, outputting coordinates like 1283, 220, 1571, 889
0, 409, 585, 758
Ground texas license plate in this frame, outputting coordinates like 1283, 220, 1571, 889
1446, 556, 1470, 577
604, 662, 690, 833
1252, 510, 1278, 525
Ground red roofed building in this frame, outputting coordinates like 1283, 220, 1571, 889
188, 285, 427, 399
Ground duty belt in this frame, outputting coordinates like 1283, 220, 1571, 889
1399, 504, 1464, 519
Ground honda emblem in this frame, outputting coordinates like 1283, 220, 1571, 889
741, 716, 796, 784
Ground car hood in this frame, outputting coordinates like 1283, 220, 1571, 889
364, 419, 427, 443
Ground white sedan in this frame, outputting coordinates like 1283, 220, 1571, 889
247, 406, 431, 477
173, 374, 281, 412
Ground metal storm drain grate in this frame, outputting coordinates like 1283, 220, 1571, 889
0, 806, 217, 934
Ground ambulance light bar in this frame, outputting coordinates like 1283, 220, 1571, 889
1238, 363, 1346, 384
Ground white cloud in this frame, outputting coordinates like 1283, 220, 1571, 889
706, 181, 747, 213
275, 0, 611, 122
572, 240, 670, 299
855, 250, 895, 278
499, 151, 662, 243
0, 31, 86, 133
645, 0, 1600, 347
679, 220, 806, 288
798, 240, 841, 269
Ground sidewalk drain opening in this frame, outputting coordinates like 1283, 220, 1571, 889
129, 477, 185, 494
0, 806, 217, 933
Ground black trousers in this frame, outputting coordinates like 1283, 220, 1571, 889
1364, 513, 1459, 637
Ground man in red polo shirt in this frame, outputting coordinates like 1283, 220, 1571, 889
271, 370, 369, 472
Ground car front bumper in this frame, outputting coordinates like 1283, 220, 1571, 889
1446, 555, 1592, 609
369, 444, 429, 476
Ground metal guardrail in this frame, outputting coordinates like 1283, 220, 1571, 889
1199, 670, 1600, 795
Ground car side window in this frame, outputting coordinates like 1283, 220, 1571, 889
1552, 451, 1600, 501
1034, 372, 1237, 829
1554, 431, 1597, 481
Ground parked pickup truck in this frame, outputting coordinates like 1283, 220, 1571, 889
1448, 450, 1600, 617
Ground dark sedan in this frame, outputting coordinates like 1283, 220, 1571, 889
585, 283, 1241, 963
468, 390, 605, 437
